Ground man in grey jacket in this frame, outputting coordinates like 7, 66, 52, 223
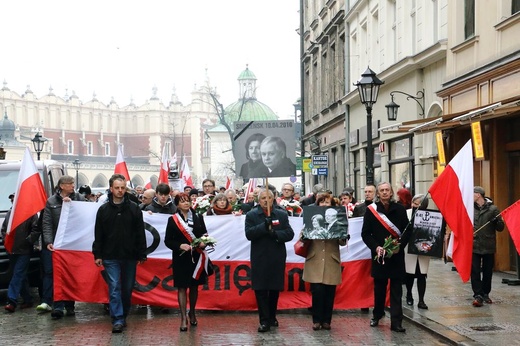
40, 175, 84, 318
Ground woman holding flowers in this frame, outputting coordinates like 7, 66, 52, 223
361, 182, 412, 333
164, 193, 212, 332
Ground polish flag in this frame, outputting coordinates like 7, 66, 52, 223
158, 145, 169, 184
243, 178, 258, 202
114, 145, 131, 182
180, 155, 193, 187
5, 148, 47, 252
144, 179, 152, 190
225, 176, 234, 190
429, 140, 474, 282
502, 199, 520, 254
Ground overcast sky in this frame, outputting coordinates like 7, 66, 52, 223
1, 1, 300, 119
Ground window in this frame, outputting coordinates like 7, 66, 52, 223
464, 0, 475, 39
165, 141, 171, 159
67, 140, 74, 155
87, 141, 93, 156
388, 137, 414, 193
513, 0, 520, 14
203, 132, 210, 158
105, 143, 110, 156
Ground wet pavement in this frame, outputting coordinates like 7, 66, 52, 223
1, 257, 519, 345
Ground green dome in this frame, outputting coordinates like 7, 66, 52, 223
238, 67, 257, 80
224, 99, 277, 124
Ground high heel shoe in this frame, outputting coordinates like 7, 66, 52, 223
188, 311, 198, 326
180, 318, 188, 332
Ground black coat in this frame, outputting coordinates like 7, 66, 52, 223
164, 209, 208, 287
1, 210, 39, 255
93, 194, 147, 261
245, 205, 294, 290
361, 201, 411, 279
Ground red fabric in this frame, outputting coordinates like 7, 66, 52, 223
503, 199, 520, 254
429, 164, 474, 282
52, 251, 374, 310
5, 149, 47, 252
180, 155, 193, 187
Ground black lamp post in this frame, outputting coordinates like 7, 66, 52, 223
385, 90, 425, 121
31, 132, 47, 161
73, 159, 81, 190
354, 67, 384, 186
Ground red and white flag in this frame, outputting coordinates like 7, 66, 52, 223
158, 145, 169, 184
180, 155, 193, 187
502, 199, 520, 254
114, 145, 131, 182
243, 178, 258, 202
225, 176, 234, 190
429, 140, 474, 282
144, 179, 152, 190
5, 148, 47, 252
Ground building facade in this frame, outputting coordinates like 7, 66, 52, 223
301, 0, 520, 271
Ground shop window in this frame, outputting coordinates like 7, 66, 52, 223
389, 137, 414, 193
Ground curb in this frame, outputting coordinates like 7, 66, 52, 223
402, 306, 483, 346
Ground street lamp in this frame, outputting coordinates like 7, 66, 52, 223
73, 159, 81, 190
31, 132, 47, 161
354, 67, 384, 186
385, 90, 425, 121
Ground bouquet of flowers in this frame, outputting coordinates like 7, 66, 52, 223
279, 199, 303, 216
231, 201, 243, 214
181, 235, 218, 255
194, 195, 212, 215
374, 236, 400, 263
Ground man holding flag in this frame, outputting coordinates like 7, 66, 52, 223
471, 186, 504, 307
3, 148, 48, 313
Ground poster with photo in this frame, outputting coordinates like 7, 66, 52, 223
234, 120, 296, 179
302, 206, 348, 240
407, 209, 446, 258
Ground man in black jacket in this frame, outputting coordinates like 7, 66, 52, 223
93, 174, 147, 333
361, 182, 411, 333
353, 184, 376, 217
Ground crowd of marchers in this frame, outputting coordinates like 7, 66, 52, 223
1, 176, 503, 335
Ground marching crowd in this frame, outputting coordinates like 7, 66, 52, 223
1, 175, 504, 335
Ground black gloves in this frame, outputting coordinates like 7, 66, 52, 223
491, 215, 500, 224
265, 217, 273, 232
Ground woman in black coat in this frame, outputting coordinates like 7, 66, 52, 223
164, 193, 210, 331
245, 189, 294, 332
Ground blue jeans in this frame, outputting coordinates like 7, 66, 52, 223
7, 254, 33, 306
40, 247, 53, 306
103, 259, 137, 325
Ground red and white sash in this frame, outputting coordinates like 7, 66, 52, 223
172, 213, 210, 280
367, 203, 401, 238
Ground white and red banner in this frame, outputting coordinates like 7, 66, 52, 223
429, 140, 474, 282
53, 202, 373, 310
5, 148, 47, 252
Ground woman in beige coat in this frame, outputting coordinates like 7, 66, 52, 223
302, 193, 347, 331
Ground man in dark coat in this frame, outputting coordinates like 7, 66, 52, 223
259, 136, 296, 178
245, 189, 294, 332
361, 182, 411, 333
353, 184, 376, 217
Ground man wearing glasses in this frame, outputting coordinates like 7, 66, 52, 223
138, 189, 155, 211
280, 183, 296, 203
202, 179, 216, 196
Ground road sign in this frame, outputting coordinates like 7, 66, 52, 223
312, 155, 328, 166
317, 167, 328, 176
302, 158, 312, 172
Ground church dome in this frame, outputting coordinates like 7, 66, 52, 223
0, 112, 16, 131
223, 65, 278, 124
224, 99, 277, 124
